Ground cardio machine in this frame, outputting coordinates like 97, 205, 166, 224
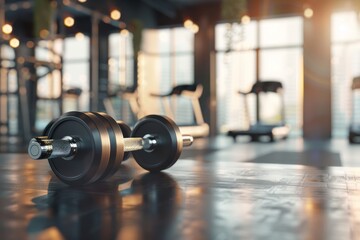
103, 85, 143, 123
348, 76, 360, 143
151, 83, 209, 138
227, 81, 290, 142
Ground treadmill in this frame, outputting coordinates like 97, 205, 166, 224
348, 76, 360, 143
103, 85, 142, 121
151, 84, 209, 138
227, 81, 290, 142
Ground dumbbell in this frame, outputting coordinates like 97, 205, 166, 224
28, 111, 193, 185
42, 116, 132, 162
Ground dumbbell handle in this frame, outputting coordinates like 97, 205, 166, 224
28, 135, 193, 160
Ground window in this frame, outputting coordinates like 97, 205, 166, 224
216, 16, 303, 136
35, 39, 63, 129
35, 36, 90, 130
63, 36, 90, 111
216, 22, 258, 131
331, 11, 360, 137
107, 32, 134, 123
0, 45, 17, 135
140, 27, 195, 124
109, 32, 134, 87
259, 18, 303, 136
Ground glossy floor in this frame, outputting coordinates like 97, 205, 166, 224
1, 137, 360, 239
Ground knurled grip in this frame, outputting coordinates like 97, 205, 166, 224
51, 140, 73, 158
28, 137, 76, 160
123, 138, 144, 152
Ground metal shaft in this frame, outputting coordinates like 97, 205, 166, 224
123, 138, 144, 152
28, 135, 193, 160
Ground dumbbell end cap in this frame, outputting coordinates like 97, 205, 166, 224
28, 140, 43, 159
28, 137, 52, 160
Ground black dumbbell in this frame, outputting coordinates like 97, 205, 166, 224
42, 115, 132, 163
27, 111, 193, 185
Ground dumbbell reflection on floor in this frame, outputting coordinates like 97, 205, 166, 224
27, 111, 193, 185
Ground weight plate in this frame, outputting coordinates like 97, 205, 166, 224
130, 115, 182, 171
85, 112, 111, 183
83, 112, 112, 183
116, 120, 132, 161
92, 112, 125, 180
47, 111, 111, 185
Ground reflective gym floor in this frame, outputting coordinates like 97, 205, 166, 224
1, 136, 360, 240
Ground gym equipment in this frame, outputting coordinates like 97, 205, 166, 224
349, 77, 360, 143
63, 87, 83, 111
42, 115, 132, 161
227, 81, 290, 142
151, 83, 209, 138
27, 111, 193, 185
103, 85, 143, 121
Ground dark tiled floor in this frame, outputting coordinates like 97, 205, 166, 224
1, 136, 360, 239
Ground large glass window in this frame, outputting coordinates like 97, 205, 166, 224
140, 27, 195, 124
109, 32, 134, 87
216, 22, 258, 131
35, 39, 63, 129
35, 35, 90, 130
259, 17, 303, 47
0, 45, 17, 135
63, 36, 90, 111
216, 16, 303, 136
331, 11, 360, 137
107, 32, 134, 122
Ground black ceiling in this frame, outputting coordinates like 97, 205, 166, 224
2, 0, 359, 39
2, 0, 222, 37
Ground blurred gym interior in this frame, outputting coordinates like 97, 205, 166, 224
1, 0, 360, 239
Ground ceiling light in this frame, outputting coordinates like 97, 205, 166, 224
120, 29, 129, 36
103, 16, 111, 23
110, 9, 121, 20
26, 41, 35, 48
64, 16, 75, 27
2, 24, 13, 34
184, 19, 193, 28
304, 8, 314, 19
75, 32, 84, 40
241, 15, 251, 24
191, 24, 199, 34
9, 38, 20, 48
40, 29, 49, 39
